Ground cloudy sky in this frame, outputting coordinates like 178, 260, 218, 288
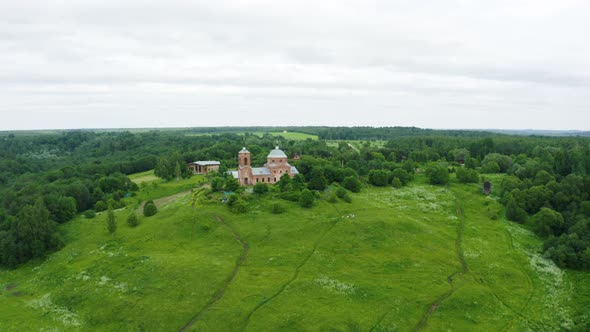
1, 0, 589, 130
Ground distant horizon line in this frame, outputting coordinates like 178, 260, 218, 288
1, 126, 590, 133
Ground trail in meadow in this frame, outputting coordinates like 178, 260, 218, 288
493, 228, 541, 332
240, 214, 341, 332
179, 215, 249, 332
410, 201, 468, 332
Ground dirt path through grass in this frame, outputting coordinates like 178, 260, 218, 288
240, 214, 342, 331
411, 201, 468, 332
494, 229, 543, 331
179, 215, 249, 332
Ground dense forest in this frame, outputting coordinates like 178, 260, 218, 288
1, 127, 589, 270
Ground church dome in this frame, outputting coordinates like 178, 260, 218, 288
267, 146, 287, 158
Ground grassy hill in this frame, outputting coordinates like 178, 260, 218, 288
1, 173, 589, 331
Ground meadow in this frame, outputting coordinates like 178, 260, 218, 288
185, 131, 318, 141
1, 172, 589, 331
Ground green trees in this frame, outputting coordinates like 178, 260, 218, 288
391, 168, 412, 186
448, 148, 470, 163
456, 167, 479, 183
482, 161, 500, 174
531, 208, 564, 237
211, 177, 225, 192
143, 200, 158, 217
425, 163, 449, 185
45, 195, 77, 223
277, 174, 293, 192
299, 189, 315, 208
94, 200, 107, 212
107, 206, 117, 234
368, 170, 389, 186
308, 169, 327, 191
224, 178, 240, 192
482, 153, 512, 173
343, 176, 361, 192
3, 199, 62, 266
534, 170, 555, 186
505, 199, 527, 223
155, 153, 191, 181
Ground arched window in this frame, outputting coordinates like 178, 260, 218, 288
244, 157, 248, 165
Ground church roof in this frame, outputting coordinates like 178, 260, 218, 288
267, 146, 287, 158
251, 167, 272, 176
239, 147, 250, 153
193, 161, 220, 166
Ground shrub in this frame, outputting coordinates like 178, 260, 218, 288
94, 200, 107, 212
226, 194, 239, 206
456, 167, 479, 183
425, 163, 450, 185
392, 168, 412, 185
279, 191, 301, 202
325, 192, 338, 203
231, 199, 249, 214
224, 178, 240, 192
342, 193, 352, 203
299, 189, 315, 208
271, 203, 286, 214
143, 201, 158, 217
127, 213, 138, 227
392, 178, 403, 188
342, 176, 361, 193
253, 183, 269, 195
211, 177, 224, 192
368, 170, 389, 186
84, 210, 96, 219
335, 187, 347, 199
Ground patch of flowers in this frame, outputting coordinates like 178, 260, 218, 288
27, 294, 82, 327
314, 274, 355, 295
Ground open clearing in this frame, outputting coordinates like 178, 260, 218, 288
186, 131, 318, 141
1, 174, 589, 331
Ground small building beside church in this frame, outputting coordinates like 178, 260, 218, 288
231, 146, 299, 186
188, 161, 220, 174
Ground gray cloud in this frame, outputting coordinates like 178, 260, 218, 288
0, 0, 589, 130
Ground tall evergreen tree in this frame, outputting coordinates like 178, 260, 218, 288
107, 206, 117, 234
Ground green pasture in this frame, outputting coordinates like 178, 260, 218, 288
186, 131, 318, 141
1, 174, 588, 331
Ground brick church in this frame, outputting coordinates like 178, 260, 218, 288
231, 146, 299, 186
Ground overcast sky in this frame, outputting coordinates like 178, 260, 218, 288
1, 0, 589, 130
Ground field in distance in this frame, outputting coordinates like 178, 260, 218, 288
1, 172, 589, 331
185, 131, 318, 141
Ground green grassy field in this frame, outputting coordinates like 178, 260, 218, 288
1, 174, 588, 331
186, 131, 318, 141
